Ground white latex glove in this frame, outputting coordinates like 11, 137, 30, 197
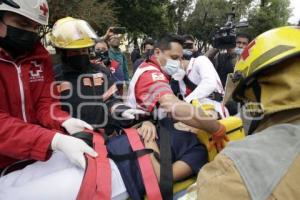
51, 133, 98, 169
121, 109, 148, 119
62, 118, 93, 135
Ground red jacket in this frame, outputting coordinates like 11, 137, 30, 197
0, 43, 69, 169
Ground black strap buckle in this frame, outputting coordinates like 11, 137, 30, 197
209, 91, 223, 102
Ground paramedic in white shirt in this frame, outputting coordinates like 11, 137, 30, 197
172, 39, 229, 119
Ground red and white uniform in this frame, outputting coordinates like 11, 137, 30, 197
0, 44, 128, 199
0, 43, 69, 169
178, 56, 229, 118
127, 56, 173, 113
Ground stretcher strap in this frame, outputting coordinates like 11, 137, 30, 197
123, 128, 163, 200
183, 75, 197, 91
159, 120, 173, 200
108, 149, 154, 161
94, 133, 112, 199
77, 132, 111, 200
76, 153, 97, 200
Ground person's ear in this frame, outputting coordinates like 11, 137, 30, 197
154, 48, 160, 56
0, 21, 7, 38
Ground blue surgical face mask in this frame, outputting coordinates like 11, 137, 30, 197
183, 49, 193, 56
234, 47, 244, 55
163, 58, 181, 76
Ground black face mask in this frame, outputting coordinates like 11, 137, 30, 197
67, 54, 90, 71
95, 50, 110, 66
144, 49, 153, 60
0, 25, 39, 58
192, 51, 199, 58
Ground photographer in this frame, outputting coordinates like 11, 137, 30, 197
170, 35, 229, 119
92, 38, 110, 67
205, 33, 250, 88
102, 27, 129, 96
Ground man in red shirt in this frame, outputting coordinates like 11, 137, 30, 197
126, 34, 228, 191
128, 34, 227, 149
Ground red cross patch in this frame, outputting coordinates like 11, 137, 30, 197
30, 61, 43, 77
29, 61, 44, 82
40, 3, 48, 16
241, 40, 256, 61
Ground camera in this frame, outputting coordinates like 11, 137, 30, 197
212, 5, 248, 49
95, 50, 110, 66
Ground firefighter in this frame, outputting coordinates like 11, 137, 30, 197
194, 26, 300, 200
51, 17, 146, 133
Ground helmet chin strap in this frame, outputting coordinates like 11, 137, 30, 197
0, 0, 20, 8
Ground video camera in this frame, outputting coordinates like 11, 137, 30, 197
212, 5, 248, 49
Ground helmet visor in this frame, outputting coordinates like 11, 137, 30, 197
51, 19, 97, 48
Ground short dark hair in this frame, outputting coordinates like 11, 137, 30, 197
94, 38, 109, 49
182, 34, 195, 42
155, 33, 184, 51
141, 38, 154, 50
236, 33, 251, 42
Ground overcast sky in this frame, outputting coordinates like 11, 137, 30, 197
289, 0, 300, 24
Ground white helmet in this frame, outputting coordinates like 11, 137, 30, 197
0, 0, 49, 25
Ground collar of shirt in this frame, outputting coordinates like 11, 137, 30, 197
147, 55, 171, 81
186, 57, 196, 74
0, 47, 12, 60
0, 42, 48, 63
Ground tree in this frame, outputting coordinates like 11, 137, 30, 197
48, 0, 117, 32
183, 0, 253, 51
245, 0, 291, 39
171, 0, 194, 34
111, 0, 175, 40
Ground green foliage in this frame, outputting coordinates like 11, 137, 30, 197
182, 0, 290, 50
111, 0, 174, 39
170, 0, 194, 34
245, 0, 291, 39
183, 0, 252, 50
48, 0, 117, 32
48, 0, 175, 40
47, 0, 291, 47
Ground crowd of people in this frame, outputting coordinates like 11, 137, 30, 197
0, 0, 299, 200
